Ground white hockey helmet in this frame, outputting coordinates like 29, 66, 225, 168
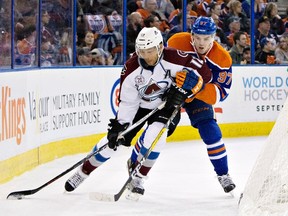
135, 27, 163, 59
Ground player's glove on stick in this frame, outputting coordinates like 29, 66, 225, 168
164, 82, 191, 108
107, 119, 129, 151
176, 69, 204, 95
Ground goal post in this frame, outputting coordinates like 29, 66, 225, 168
238, 99, 288, 216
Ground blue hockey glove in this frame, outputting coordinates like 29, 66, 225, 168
176, 69, 204, 95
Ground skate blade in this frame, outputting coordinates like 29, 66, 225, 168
125, 190, 142, 201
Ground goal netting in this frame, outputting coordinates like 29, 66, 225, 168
238, 99, 288, 216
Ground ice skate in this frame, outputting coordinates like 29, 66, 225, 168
126, 175, 145, 201
218, 174, 236, 193
65, 167, 88, 192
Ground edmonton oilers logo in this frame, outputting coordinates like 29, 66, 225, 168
110, 78, 120, 116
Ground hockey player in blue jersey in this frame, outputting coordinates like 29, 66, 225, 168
166, 16, 236, 193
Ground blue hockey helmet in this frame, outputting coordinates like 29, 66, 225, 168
192, 16, 217, 35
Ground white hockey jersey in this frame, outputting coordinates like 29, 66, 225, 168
117, 47, 212, 124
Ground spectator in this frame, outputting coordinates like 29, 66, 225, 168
137, 0, 158, 19
224, 0, 250, 33
15, 25, 36, 54
219, 0, 230, 22
168, 0, 197, 29
168, 0, 181, 27
229, 31, 248, 64
90, 48, 106, 65
15, 25, 36, 66
210, 1, 222, 17
166, 12, 182, 41
41, 10, 58, 66
151, 11, 170, 34
170, 0, 179, 9
81, 30, 97, 50
44, 0, 71, 31
255, 15, 279, 51
136, 0, 170, 33
211, 13, 230, 50
186, 10, 197, 33
285, 22, 288, 33
144, 14, 161, 28
156, 0, 175, 19
254, 0, 266, 21
128, 0, 141, 14
275, 36, 288, 64
77, 0, 100, 15
76, 0, 85, 25
239, 0, 250, 18
209, 2, 224, 29
263, 2, 285, 36
196, 0, 213, 17
143, 14, 168, 42
0, 28, 11, 67
105, 51, 114, 65
226, 17, 241, 45
78, 0, 121, 16
283, 7, 288, 33
57, 29, 72, 65
97, 19, 123, 65
255, 37, 277, 64
240, 46, 251, 64
41, 0, 72, 66
126, 12, 143, 59
76, 46, 92, 66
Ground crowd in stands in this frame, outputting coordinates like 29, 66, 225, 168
126, 0, 288, 65
0, 0, 288, 68
76, 0, 123, 66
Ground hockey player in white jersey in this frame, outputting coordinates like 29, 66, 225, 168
64, 27, 212, 200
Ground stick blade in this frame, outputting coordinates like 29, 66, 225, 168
89, 192, 116, 202
6, 189, 36, 200
7, 192, 26, 200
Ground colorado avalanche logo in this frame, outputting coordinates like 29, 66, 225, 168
138, 79, 169, 101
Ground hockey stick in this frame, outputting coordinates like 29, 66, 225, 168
7, 144, 108, 200
6, 102, 166, 200
90, 105, 181, 202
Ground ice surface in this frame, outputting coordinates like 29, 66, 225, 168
0, 137, 266, 216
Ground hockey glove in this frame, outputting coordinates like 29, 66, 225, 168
107, 119, 129, 151
176, 69, 204, 95
164, 82, 191, 108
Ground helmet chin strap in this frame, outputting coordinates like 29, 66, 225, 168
154, 44, 164, 65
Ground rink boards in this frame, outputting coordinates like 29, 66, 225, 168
0, 66, 287, 183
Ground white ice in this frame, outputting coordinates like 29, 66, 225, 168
0, 136, 266, 216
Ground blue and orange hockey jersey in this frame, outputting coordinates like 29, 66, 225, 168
167, 32, 232, 105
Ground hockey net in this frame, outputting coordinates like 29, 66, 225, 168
238, 99, 288, 216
